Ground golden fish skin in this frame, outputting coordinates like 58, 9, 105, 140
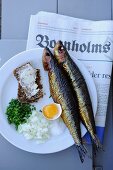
42, 47, 88, 162
54, 41, 102, 150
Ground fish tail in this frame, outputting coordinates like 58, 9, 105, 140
92, 134, 103, 153
83, 144, 92, 159
76, 144, 88, 163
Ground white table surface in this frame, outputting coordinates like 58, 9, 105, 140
1, 0, 112, 39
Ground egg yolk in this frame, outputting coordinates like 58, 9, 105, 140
43, 104, 58, 119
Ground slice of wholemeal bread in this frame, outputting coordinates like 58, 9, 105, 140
13, 63, 43, 103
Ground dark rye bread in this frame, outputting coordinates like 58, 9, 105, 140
13, 63, 43, 103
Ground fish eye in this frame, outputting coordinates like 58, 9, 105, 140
58, 46, 64, 53
46, 52, 50, 56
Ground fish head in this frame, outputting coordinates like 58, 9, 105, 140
42, 47, 54, 71
54, 41, 67, 63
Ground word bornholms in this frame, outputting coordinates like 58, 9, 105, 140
36, 34, 111, 53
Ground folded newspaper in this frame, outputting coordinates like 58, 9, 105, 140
27, 11, 113, 143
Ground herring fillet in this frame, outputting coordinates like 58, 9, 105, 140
42, 47, 88, 163
54, 41, 102, 151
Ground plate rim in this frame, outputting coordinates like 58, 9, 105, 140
0, 48, 97, 153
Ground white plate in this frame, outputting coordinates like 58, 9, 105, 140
0, 48, 97, 153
